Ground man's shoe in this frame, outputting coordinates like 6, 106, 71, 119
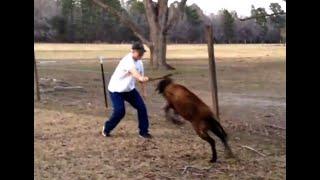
139, 133, 153, 139
102, 126, 111, 137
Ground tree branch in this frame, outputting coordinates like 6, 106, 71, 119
241, 145, 266, 157
165, 0, 187, 32
158, 0, 169, 32
143, 0, 160, 31
91, 0, 151, 46
239, 12, 286, 21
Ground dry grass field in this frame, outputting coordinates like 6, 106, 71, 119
34, 43, 286, 179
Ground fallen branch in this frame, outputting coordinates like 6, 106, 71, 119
39, 88, 55, 93
193, 172, 206, 176
158, 174, 176, 179
241, 145, 266, 157
181, 165, 214, 175
54, 86, 86, 92
265, 124, 286, 130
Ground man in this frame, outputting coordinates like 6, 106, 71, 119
102, 42, 152, 139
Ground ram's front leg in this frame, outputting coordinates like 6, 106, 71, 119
162, 102, 184, 125
162, 102, 172, 121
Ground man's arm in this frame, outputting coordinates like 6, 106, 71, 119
129, 67, 148, 82
139, 61, 147, 99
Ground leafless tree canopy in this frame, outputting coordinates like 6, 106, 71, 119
34, 0, 286, 67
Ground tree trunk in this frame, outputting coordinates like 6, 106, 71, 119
149, 45, 154, 68
149, 29, 175, 70
159, 32, 174, 70
91, 0, 187, 70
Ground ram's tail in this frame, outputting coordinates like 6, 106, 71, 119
206, 116, 235, 158
207, 116, 228, 143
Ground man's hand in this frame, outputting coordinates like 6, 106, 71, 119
129, 67, 149, 82
139, 76, 149, 82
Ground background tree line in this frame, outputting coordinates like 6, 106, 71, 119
34, 0, 286, 44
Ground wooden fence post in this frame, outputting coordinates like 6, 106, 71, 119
34, 51, 41, 101
205, 24, 220, 119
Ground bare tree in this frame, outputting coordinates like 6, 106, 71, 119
239, 11, 286, 21
34, 0, 61, 40
237, 1, 286, 44
239, 1, 286, 21
91, 0, 187, 70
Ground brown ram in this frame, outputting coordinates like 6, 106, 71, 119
156, 77, 234, 162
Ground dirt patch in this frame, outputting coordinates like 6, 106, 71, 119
35, 108, 285, 179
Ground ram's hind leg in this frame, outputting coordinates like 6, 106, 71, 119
195, 128, 218, 163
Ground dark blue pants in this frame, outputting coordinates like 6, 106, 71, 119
104, 88, 149, 135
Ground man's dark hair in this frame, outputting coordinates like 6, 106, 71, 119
132, 41, 146, 53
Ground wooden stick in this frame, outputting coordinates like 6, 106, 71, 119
241, 145, 266, 157
148, 73, 173, 82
